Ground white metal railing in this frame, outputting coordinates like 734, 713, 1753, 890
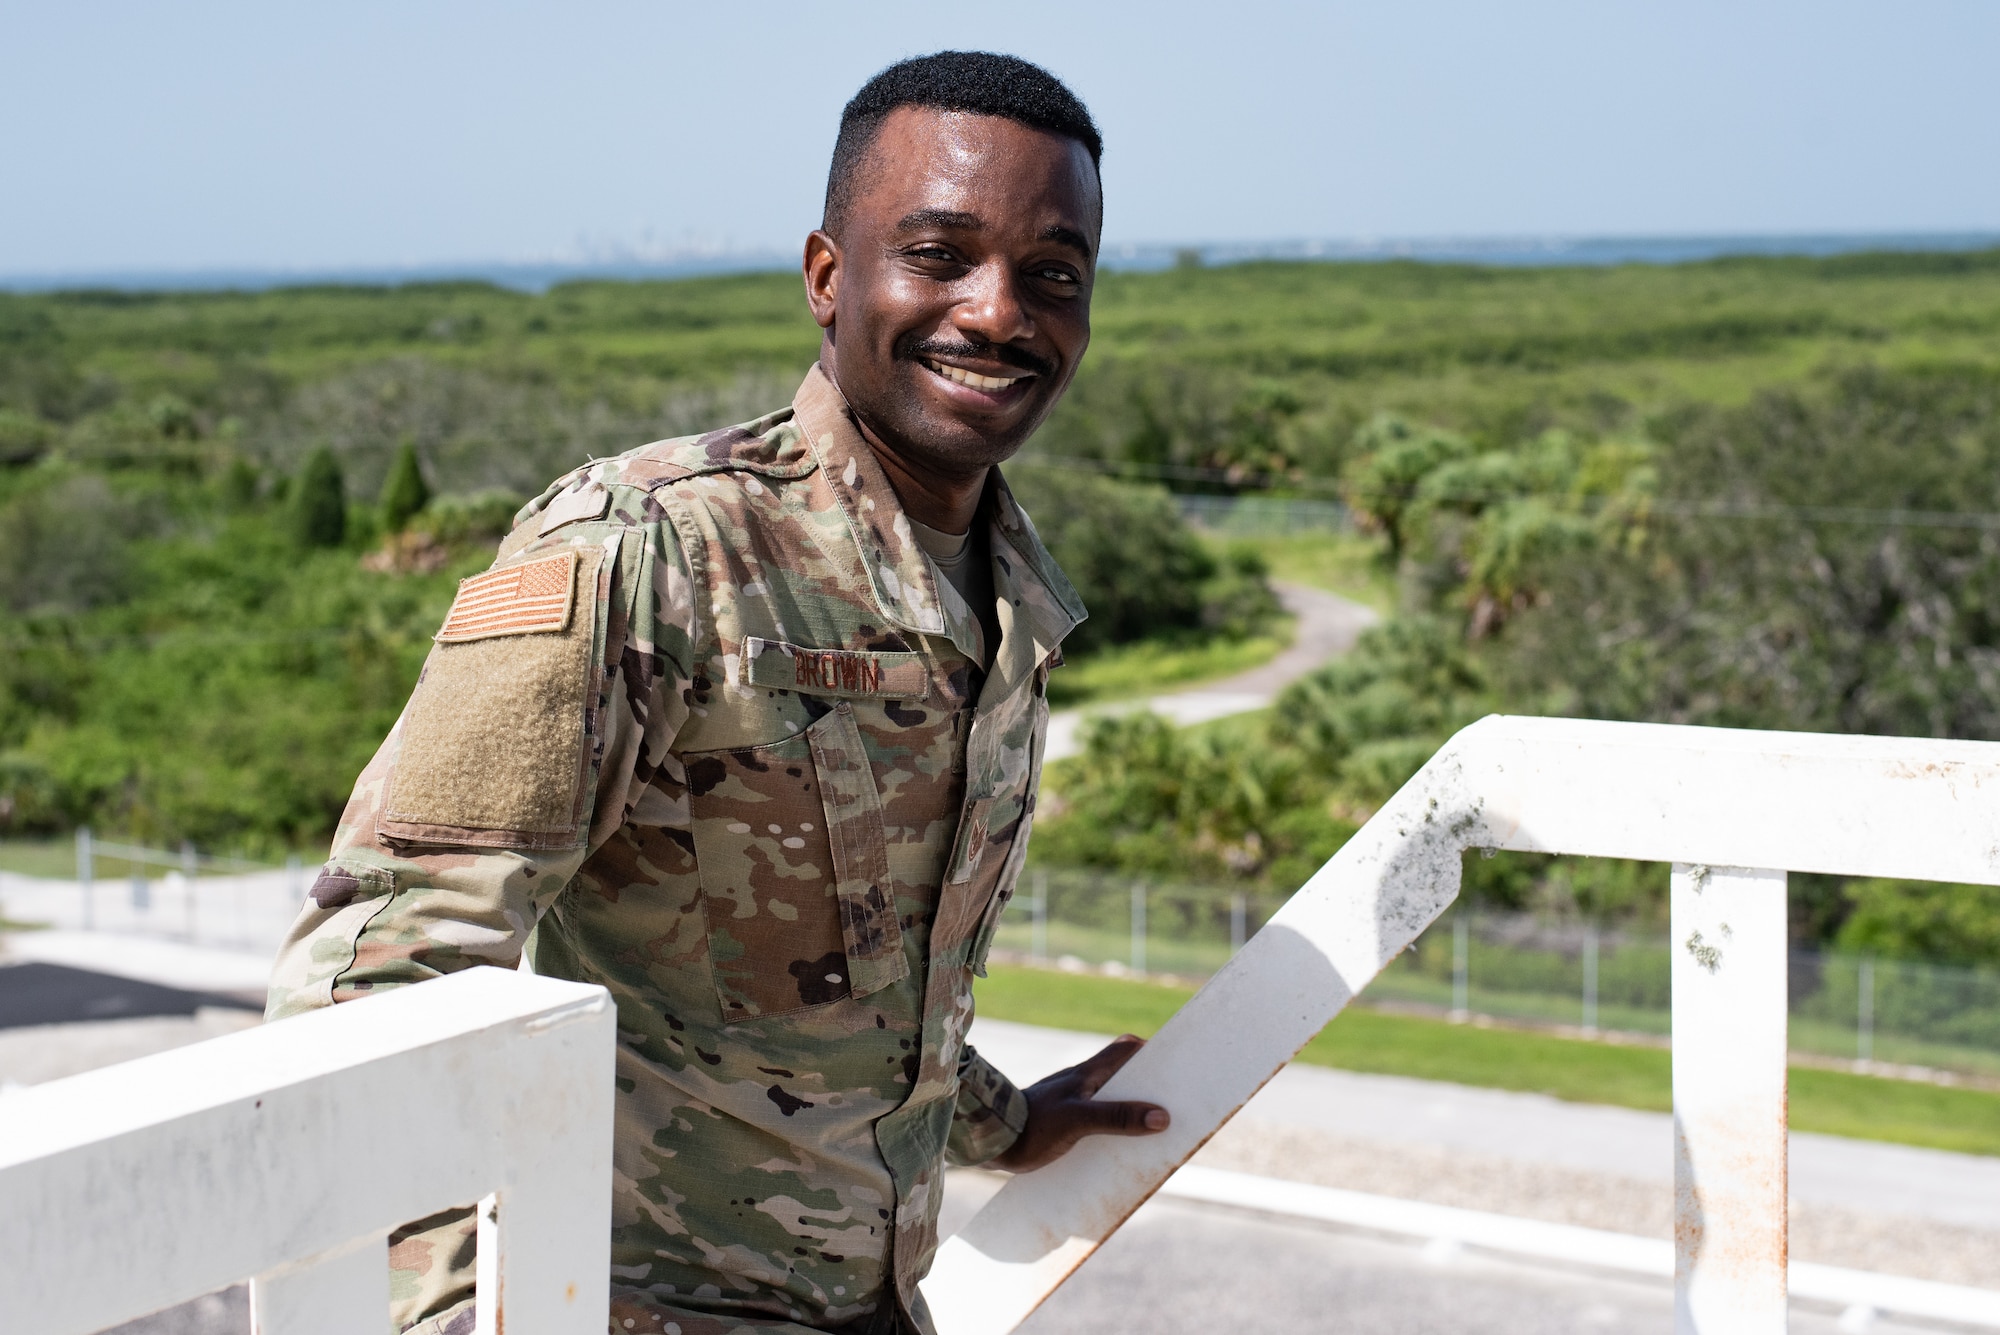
0, 966, 615, 1335
924, 715, 2000, 1335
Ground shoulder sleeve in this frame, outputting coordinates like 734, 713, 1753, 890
265, 511, 700, 1019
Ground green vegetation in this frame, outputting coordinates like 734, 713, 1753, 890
1035, 709, 1356, 889
378, 440, 432, 533
0, 836, 87, 878
291, 446, 349, 547
974, 964, 2000, 1156
1017, 253, 2000, 964
1002, 465, 1283, 659
7, 249, 2000, 972
0, 275, 1286, 850
1238, 530, 1396, 611
1040, 628, 1289, 709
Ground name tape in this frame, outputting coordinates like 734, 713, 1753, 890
743, 637, 930, 700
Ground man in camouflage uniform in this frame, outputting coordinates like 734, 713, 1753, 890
267, 51, 1168, 1335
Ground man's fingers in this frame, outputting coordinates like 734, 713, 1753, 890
1073, 1034, 1146, 1097
1078, 1099, 1171, 1137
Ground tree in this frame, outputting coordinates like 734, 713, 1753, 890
1837, 879, 2000, 966
1002, 465, 1213, 654
292, 447, 347, 548
379, 439, 432, 533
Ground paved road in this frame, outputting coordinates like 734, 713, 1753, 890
1044, 581, 1379, 761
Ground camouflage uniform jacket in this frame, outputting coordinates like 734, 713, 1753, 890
265, 365, 1085, 1335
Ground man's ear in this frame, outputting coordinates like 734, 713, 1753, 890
803, 230, 840, 331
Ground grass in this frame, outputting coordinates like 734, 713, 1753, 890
1229, 531, 1398, 614
974, 963, 2000, 1157
1045, 626, 1291, 709
0, 838, 86, 879
0, 838, 285, 880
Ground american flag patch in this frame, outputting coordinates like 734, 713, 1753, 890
436, 551, 578, 643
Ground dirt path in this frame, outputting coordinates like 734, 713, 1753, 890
1044, 581, 1380, 762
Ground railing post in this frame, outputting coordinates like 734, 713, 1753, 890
1450, 915, 1470, 1022
1031, 870, 1048, 964
1671, 864, 1789, 1334
181, 840, 198, 942
1229, 892, 1246, 956
76, 827, 93, 930
1130, 881, 1147, 977
1582, 923, 1600, 1037
1856, 956, 1875, 1067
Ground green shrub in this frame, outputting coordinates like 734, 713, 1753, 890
1033, 711, 1346, 888
420, 490, 524, 543
0, 472, 134, 615
378, 439, 432, 532
1274, 616, 1490, 791
1003, 466, 1214, 654
219, 457, 260, 509
291, 446, 347, 547
1837, 879, 2000, 967
0, 409, 54, 465
1200, 543, 1284, 638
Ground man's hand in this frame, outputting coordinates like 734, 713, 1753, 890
991, 1034, 1170, 1172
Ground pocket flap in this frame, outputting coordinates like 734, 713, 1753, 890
743, 636, 930, 700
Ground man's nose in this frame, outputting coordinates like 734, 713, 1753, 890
953, 258, 1034, 347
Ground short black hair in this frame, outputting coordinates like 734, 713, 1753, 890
822, 51, 1101, 235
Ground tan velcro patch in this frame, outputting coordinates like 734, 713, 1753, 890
383, 544, 606, 847
437, 551, 577, 643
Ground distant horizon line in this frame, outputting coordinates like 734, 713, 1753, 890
5, 229, 1998, 294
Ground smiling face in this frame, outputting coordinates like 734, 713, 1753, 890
805, 107, 1101, 499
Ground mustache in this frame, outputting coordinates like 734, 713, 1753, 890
899, 336, 1053, 380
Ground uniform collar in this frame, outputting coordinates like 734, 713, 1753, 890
984, 467, 1087, 669
793, 364, 1088, 663
794, 364, 948, 638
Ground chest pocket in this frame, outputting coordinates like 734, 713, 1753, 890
686, 701, 905, 1021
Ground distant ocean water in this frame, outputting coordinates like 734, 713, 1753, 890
5, 232, 1998, 294
1111, 232, 2000, 270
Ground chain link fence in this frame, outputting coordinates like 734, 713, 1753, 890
990, 866, 1286, 981
994, 868, 2000, 1078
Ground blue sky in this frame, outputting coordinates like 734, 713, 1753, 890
4, 0, 1998, 275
